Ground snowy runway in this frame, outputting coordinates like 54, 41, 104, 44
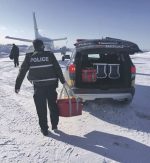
0, 53, 150, 163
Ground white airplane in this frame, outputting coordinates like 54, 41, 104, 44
5, 12, 71, 60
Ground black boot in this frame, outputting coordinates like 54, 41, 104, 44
41, 129, 48, 136
52, 125, 58, 130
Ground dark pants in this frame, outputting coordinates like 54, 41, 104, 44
14, 57, 19, 67
33, 85, 59, 131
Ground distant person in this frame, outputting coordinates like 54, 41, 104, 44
15, 39, 66, 136
10, 44, 19, 67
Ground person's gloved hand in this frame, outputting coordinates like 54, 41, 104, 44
15, 89, 20, 94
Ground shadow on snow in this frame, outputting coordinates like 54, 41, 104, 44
49, 130, 150, 163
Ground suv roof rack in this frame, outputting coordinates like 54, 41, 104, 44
74, 37, 142, 54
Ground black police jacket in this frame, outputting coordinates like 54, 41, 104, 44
15, 50, 65, 89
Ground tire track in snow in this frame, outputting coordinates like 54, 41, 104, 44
0, 58, 77, 163
0, 136, 26, 163
0, 86, 41, 162
0, 85, 76, 163
0, 85, 40, 136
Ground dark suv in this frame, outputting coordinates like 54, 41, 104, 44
64, 37, 141, 103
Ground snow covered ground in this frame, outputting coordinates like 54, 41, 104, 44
0, 52, 150, 163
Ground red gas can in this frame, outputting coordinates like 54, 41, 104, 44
82, 68, 96, 83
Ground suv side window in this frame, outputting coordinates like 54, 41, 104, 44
68, 49, 76, 64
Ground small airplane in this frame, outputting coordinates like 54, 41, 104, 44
5, 12, 71, 61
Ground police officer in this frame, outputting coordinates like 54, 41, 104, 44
15, 39, 66, 136
10, 44, 20, 67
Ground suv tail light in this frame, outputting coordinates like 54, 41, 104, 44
131, 66, 136, 79
68, 64, 76, 80
131, 66, 136, 73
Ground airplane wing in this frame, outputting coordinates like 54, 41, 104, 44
5, 36, 67, 43
5, 36, 32, 42
52, 37, 67, 41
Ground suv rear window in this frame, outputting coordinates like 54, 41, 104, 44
88, 53, 100, 59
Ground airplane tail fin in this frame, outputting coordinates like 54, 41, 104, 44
33, 12, 42, 38
33, 12, 67, 42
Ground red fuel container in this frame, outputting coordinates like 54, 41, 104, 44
82, 68, 96, 83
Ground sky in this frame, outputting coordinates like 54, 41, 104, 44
0, 0, 149, 49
